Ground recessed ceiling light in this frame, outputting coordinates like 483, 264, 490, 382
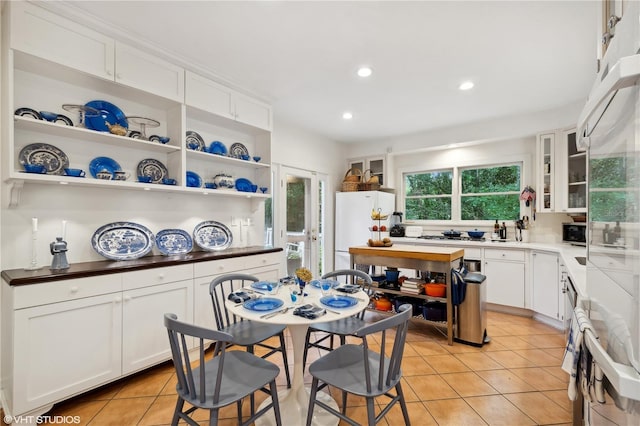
357, 67, 372, 77
342, 112, 353, 120
459, 81, 474, 91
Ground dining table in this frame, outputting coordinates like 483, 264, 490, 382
225, 282, 369, 426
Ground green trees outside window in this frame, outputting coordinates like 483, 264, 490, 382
590, 156, 640, 223
404, 163, 521, 221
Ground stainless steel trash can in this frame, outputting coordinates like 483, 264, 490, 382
455, 272, 490, 347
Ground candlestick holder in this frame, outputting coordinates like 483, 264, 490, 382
25, 232, 41, 271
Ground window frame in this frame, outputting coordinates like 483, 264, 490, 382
399, 154, 528, 225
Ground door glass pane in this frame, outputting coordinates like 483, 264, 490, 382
318, 179, 325, 276
286, 175, 310, 275
263, 171, 274, 246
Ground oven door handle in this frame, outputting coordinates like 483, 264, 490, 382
577, 53, 640, 150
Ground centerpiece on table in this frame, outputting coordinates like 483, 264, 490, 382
295, 267, 312, 290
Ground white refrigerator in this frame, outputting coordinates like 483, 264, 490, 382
334, 191, 395, 271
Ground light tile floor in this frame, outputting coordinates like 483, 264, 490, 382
36, 310, 571, 425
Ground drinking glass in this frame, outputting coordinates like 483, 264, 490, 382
290, 286, 303, 305
320, 281, 332, 296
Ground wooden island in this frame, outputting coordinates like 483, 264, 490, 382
349, 244, 464, 345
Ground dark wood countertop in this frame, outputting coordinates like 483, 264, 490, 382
1, 246, 283, 286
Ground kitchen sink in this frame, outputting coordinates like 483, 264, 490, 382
575, 256, 586, 266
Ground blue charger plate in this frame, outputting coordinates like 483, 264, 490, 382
186, 171, 202, 188
251, 281, 278, 291
208, 140, 227, 155
235, 178, 254, 192
84, 100, 128, 132
320, 295, 358, 309
89, 156, 122, 179
244, 297, 284, 312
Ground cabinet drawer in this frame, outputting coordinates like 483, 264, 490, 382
122, 264, 192, 291
194, 252, 283, 278
14, 275, 122, 309
462, 247, 482, 260
484, 248, 525, 262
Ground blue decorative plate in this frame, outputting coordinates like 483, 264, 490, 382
186, 171, 202, 188
208, 140, 227, 155
193, 220, 233, 251
320, 295, 359, 309
84, 100, 128, 132
186, 131, 206, 151
229, 142, 249, 158
137, 159, 168, 183
91, 222, 154, 261
310, 279, 340, 289
155, 229, 193, 256
251, 281, 278, 291
243, 297, 284, 312
235, 178, 254, 192
89, 157, 122, 179
19, 143, 69, 175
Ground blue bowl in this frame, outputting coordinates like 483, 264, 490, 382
64, 168, 85, 177
204, 182, 217, 189
138, 175, 153, 183
253, 156, 261, 162
161, 178, 177, 185
24, 164, 47, 174
467, 229, 485, 239
240, 154, 250, 161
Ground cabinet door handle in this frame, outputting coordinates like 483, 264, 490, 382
106, 69, 112, 76
124, 295, 132, 302
69, 286, 79, 293
158, 273, 165, 280
116, 73, 122, 80
114, 296, 122, 304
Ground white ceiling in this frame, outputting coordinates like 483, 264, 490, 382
55, 1, 599, 143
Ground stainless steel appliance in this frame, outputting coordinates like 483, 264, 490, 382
389, 212, 405, 237
455, 272, 488, 347
575, 1, 640, 422
562, 222, 587, 246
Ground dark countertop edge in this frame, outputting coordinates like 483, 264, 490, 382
1, 246, 283, 286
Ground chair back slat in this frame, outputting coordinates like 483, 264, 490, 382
164, 313, 233, 406
209, 274, 260, 330
322, 269, 373, 320
355, 304, 412, 392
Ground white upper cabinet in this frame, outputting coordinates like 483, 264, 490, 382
185, 71, 272, 131
9, 1, 115, 80
114, 42, 184, 103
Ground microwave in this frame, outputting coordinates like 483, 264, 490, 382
562, 223, 586, 245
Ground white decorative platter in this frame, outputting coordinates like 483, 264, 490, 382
193, 220, 233, 251
137, 158, 168, 183
19, 143, 69, 175
155, 229, 193, 255
91, 222, 154, 260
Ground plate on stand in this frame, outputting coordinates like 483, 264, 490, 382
186, 131, 206, 151
84, 100, 128, 132
229, 142, 249, 158
193, 220, 233, 251
155, 229, 193, 255
136, 159, 168, 183
19, 143, 69, 175
91, 221, 154, 260
208, 140, 227, 155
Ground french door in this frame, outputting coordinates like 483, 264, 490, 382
276, 166, 327, 278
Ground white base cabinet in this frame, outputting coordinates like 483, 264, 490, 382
1, 251, 284, 419
484, 248, 526, 308
531, 251, 560, 320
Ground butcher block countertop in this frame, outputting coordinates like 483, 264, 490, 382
349, 244, 464, 262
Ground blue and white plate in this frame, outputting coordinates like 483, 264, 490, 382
91, 222, 154, 261
84, 100, 128, 132
251, 281, 278, 291
243, 297, 284, 312
155, 229, 193, 256
186, 171, 202, 188
19, 143, 69, 175
208, 140, 227, 156
229, 142, 249, 158
235, 178, 254, 192
193, 220, 233, 251
186, 131, 205, 151
320, 295, 359, 309
137, 159, 168, 183
310, 279, 340, 289
89, 157, 122, 179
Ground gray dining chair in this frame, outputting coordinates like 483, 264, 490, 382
209, 273, 291, 401
305, 304, 413, 426
164, 313, 282, 426
302, 269, 373, 369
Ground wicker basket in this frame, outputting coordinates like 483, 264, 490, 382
358, 169, 381, 191
341, 168, 362, 192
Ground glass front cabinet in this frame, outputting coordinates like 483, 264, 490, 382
536, 129, 586, 214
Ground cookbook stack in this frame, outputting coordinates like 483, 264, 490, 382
401, 278, 425, 295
